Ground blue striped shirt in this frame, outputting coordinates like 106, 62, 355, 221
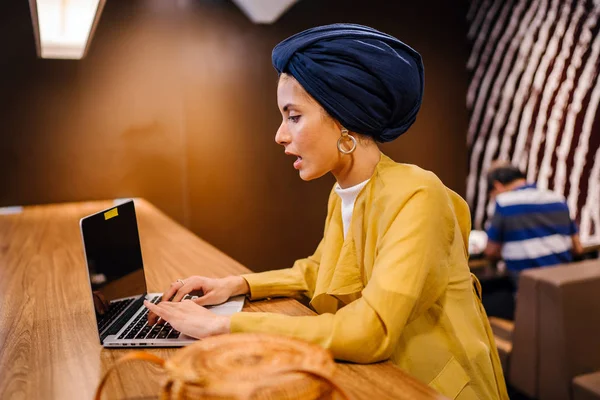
486, 184, 578, 272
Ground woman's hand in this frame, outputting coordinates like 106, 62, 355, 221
148, 275, 249, 324
144, 299, 230, 339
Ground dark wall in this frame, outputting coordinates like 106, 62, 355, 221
0, 0, 469, 272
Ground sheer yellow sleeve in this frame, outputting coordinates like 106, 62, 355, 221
231, 183, 453, 363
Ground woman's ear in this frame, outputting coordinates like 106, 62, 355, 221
332, 119, 342, 129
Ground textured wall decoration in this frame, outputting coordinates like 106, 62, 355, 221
467, 0, 600, 245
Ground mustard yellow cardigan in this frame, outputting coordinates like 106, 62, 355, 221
230, 154, 508, 400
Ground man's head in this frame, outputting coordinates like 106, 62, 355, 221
487, 161, 527, 199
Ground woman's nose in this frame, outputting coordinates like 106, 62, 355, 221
275, 123, 290, 146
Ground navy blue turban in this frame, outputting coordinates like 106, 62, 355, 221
272, 23, 424, 143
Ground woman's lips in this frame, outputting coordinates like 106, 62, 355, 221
293, 156, 303, 169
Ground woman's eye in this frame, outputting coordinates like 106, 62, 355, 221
288, 115, 301, 123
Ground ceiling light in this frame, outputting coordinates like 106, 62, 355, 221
29, 0, 106, 59
232, 0, 298, 24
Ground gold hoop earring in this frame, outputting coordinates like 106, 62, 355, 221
337, 128, 357, 155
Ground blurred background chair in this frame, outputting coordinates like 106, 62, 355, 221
488, 259, 600, 400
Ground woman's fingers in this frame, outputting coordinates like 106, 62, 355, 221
162, 281, 184, 303
147, 298, 165, 324
144, 300, 162, 323
145, 300, 195, 333
147, 311, 158, 325
172, 284, 194, 303
148, 276, 226, 324
193, 293, 215, 307
144, 300, 172, 323
144, 300, 229, 339
146, 301, 175, 325
149, 279, 195, 324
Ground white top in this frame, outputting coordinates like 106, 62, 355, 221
334, 179, 370, 238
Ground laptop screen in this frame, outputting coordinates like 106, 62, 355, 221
81, 200, 148, 315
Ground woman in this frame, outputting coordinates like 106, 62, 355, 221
145, 24, 508, 400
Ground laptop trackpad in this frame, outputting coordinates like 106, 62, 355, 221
204, 295, 245, 316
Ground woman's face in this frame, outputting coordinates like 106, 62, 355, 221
275, 74, 343, 181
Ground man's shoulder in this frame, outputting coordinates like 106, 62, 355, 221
496, 185, 566, 208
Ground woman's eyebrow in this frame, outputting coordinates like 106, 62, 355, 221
282, 103, 298, 112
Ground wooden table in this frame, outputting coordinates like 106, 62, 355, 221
0, 199, 446, 400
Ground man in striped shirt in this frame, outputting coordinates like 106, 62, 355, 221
484, 162, 583, 285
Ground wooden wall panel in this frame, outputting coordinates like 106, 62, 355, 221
0, 0, 468, 272
467, 0, 600, 245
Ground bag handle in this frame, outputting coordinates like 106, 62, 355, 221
94, 351, 166, 400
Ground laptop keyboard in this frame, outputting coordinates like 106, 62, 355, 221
117, 295, 194, 341
98, 298, 135, 333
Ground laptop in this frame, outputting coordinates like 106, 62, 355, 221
79, 199, 245, 347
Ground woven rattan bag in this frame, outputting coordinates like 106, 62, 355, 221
95, 333, 351, 400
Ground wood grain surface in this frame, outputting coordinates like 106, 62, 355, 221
0, 199, 447, 400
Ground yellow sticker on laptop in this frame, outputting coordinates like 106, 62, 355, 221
104, 207, 119, 220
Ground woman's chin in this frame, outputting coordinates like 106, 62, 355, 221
298, 167, 317, 181
298, 169, 312, 181
298, 167, 326, 181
